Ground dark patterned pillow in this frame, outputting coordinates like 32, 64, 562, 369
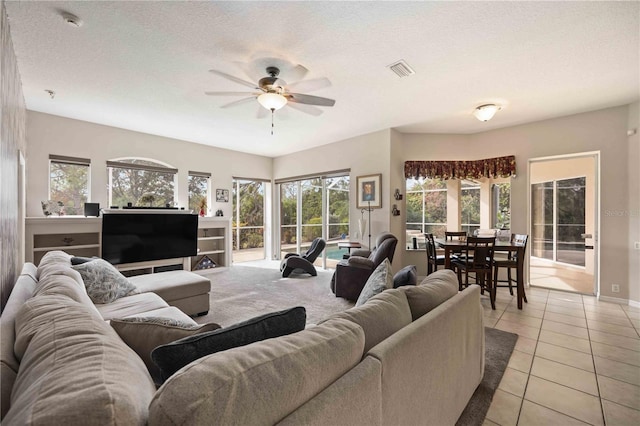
151, 306, 306, 382
72, 259, 137, 304
111, 317, 221, 384
393, 265, 417, 288
70, 256, 99, 265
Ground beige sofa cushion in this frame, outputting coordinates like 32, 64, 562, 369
35, 250, 72, 280
128, 270, 211, 301
149, 318, 365, 426
34, 273, 102, 319
111, 313, 221, 383
321, 288, 412, 353
96, 292, 169, 320
403, 269, 459, 320
0, 266, 37, 420
6, 294, 156, 425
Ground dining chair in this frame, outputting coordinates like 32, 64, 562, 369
424, 233, 445, 275
452, 236, 496, 309
445, 231, 467, 259
493, 234, 528, 303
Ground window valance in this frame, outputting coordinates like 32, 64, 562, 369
404, 155, 516, 180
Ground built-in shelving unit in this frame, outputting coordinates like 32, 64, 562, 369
25, 216, 232, 273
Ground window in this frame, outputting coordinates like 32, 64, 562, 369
107, 158, 176, 208
277, 172, 350, 264
188, 171, 210, 213
406, 177, 447, 238
460, 180, 480, 235
492, 182, 511, 229
49, 155, 90, 215
232, 179, 266, 261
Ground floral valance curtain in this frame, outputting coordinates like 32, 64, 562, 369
404, 155, 516, 180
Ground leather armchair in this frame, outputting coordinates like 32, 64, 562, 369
280, 238, 326, 277
330, 233, 398, 301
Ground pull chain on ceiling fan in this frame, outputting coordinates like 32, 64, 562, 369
206, 65, 335, 135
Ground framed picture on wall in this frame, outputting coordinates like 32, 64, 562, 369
216, 189, 229, 202
356, 173, 382, 209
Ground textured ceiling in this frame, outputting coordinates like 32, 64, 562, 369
5, 1, 639, 157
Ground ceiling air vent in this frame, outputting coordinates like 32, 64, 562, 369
387, 60, 415, 78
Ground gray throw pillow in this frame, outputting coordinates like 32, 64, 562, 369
72, 259, 137, 304
355, 259, 393, 307
393, 264, 417, 288
151, 306, 306, 382
111, 317, 221, 384
403, 269, 459, 320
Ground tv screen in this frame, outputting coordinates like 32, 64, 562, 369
102, 213, 198, 265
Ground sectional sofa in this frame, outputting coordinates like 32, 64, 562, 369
1, 250, 484, 425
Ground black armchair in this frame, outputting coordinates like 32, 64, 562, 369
280, 238, 326, 277
330, 233, 398, 301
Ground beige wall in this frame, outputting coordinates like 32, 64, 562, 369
25, 111, 273, 218
1, 1, 27, 311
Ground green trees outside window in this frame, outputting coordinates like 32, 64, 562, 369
49, 160, 89, 215
461, 180, 480, 235
406, 178, 447, 238
108, 159, 175, 208
188, 174, 209, 213
232, 179, 265, 253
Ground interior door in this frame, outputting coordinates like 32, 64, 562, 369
529, 155, 597, 295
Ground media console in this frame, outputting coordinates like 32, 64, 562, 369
25, 215, 231, 274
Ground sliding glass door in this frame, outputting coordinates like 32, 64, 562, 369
232, 179, 265, 262
278, 173, 350, 267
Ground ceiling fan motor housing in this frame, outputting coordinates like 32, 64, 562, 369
259, 67, 286, 93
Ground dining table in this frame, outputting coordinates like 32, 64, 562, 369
435, 238, 527, 309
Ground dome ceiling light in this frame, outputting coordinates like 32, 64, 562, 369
473, 104, 501, 122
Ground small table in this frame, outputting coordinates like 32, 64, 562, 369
436, 239, 527, 309
338, 241, 362, 259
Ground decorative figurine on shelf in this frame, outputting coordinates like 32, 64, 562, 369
198, 198, 207, 217
215, 209, 223, 217
41, 200, 64, 216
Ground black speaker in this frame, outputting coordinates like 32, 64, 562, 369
84, 203, 100, 217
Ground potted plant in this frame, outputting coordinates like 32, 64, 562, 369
198, 198, 207, 217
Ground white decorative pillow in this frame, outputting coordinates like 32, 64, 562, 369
72, 259, 137, 304
355, 258, 394, 307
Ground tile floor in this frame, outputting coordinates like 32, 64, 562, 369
482, 286, 640, 425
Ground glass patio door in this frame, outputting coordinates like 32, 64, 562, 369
529, 154, 597, 295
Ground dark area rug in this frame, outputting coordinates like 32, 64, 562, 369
457, 327, 519, 426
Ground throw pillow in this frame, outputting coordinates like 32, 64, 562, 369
403, 270, 459, 320
355, 258, 393, 307
72, 259, 137, 304
392, 264, 417, 288
111, 317, 221, 384
151, 306, 306, 382
70, 256, 99, 265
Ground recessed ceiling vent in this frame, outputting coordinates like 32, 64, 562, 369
387, 60, 415, 78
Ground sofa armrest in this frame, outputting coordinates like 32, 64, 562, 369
346, 257, 374, 270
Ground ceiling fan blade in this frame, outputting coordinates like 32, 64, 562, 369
287, 102, 323, 116
287, 93, 336, 107
209, 69, 259, 90
287, 78, 332, 93
205, 91, 258, 96
220, 97, 256, 109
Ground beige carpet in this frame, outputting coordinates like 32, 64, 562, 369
194, 262, 353, 327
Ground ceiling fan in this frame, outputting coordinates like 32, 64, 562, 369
205, 66, 335, 133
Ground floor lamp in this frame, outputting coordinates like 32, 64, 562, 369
360, 201, 372, 248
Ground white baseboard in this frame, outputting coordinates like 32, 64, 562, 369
629, 299, 640, 309
598, 294, 630, 305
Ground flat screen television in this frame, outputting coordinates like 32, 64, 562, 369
101, 213, 198, 265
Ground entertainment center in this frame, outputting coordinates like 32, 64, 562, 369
25, 214, 231, 274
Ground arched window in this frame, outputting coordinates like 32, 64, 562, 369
107, 158, 177, 208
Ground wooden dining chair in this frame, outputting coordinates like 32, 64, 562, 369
445, 231, 467, 259
493, 234, 528, 303
452, 236, 496, 309
424, 233, 445, 275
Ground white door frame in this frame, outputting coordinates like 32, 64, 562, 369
527, 151, 600, 295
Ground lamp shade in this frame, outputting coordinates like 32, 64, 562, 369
258, 93, 287, 111
473, 104, 501, 122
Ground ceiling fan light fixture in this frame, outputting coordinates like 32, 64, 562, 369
258, 93, 287, 111
473, 104, 501, 122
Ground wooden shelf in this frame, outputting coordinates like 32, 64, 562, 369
34, 243, 100, 252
